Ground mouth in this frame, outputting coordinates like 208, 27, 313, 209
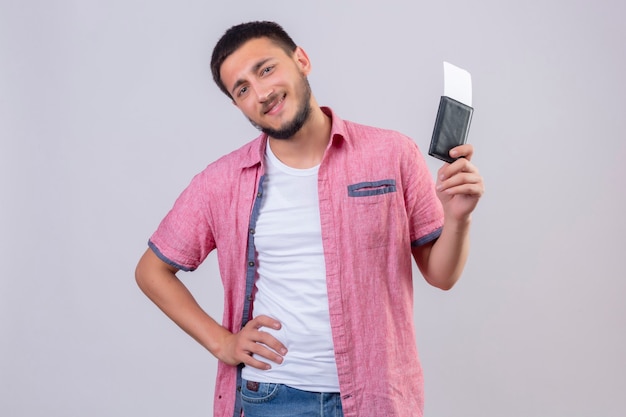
263, 93, 286, 115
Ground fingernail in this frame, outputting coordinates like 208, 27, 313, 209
280, 348, 287, 355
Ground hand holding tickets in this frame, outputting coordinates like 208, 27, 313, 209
429, 62, 474, 163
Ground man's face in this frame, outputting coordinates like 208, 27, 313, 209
220, 37, 312, 140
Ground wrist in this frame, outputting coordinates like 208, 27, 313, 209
443, 215, 472, 233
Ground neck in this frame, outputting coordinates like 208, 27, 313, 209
268, 101, 330, 169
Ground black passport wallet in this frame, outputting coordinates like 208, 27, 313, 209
429, 96, 474, 163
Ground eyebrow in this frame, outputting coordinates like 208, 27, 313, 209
229, 58, 273, 96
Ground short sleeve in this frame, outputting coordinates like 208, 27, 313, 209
402, 139, 444, 246
148, 172, 216, 271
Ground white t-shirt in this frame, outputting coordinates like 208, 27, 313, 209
241, 142, 339, 392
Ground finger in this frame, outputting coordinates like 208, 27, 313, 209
249, 315, 282, 331
440, 182, 484, 197
438, 177, 485, 197
246, 315, 287, 354
255, 330, 288, 356
449, 144, 474, 161
438, 158, 478, 182
243, 341, 285, 368
437, 172, 483, 193
241, 354, 275, 370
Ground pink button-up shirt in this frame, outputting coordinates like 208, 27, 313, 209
149, 107, 444, 417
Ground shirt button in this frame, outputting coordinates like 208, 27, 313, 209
257, 192, 262, 198
249, 228, 255, 234
248, 261, 255, 267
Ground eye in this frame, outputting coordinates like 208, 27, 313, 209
261, 66, 274, 76
237, 85, 249, 97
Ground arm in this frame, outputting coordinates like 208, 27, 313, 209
135, 248, 287, 369
412, 144, 484, 290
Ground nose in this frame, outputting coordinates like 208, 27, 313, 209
254, 84, 273, 102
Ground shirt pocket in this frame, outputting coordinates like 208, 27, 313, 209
347, 179, 396, 197
346, 179, 397, 248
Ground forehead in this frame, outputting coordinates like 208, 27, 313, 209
220, 37, 291, 88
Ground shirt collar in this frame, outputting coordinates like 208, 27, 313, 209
238, 106, 349, 169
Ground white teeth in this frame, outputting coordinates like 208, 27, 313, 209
273, 96, 285, 108
266, 95, 285, 114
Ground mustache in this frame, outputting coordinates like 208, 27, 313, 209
261, 93, 283, 114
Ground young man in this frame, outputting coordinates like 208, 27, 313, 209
136, 21, 484, 417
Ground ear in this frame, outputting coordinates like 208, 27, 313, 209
293, 46, 312, 76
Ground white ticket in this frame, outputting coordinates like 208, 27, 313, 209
443, 61, 472, 107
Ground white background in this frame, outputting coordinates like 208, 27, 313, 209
1, 1, 625, 416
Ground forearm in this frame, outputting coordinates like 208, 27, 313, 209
419, 142, 483, 289
135, 249, 287, 369
135, 250, 231, 356
420, 217, 471, 290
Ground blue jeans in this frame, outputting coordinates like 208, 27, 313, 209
241, 379, 344, 417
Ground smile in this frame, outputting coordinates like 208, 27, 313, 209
263, 93, 286, 115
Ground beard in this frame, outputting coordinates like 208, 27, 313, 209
248, 75, 312, 140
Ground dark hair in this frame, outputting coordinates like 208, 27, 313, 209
210, 21, 298, 98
